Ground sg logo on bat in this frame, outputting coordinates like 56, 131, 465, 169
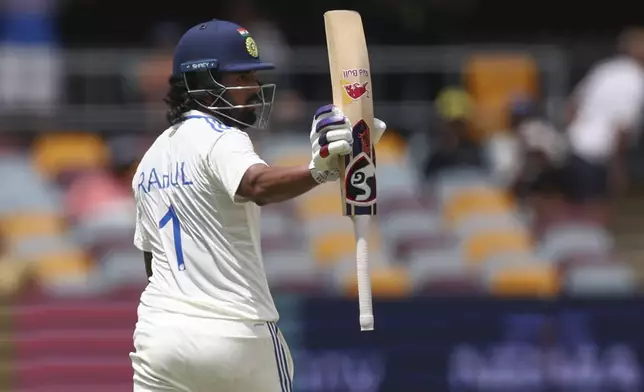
344, 120, 376, 208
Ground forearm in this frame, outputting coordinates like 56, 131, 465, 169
241, 164, 319, 206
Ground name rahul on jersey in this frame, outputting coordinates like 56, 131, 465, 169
137, 161, 193, 194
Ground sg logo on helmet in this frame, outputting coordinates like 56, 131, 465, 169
245, 37, 259, 58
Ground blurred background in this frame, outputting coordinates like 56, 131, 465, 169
1, 0, 644, 391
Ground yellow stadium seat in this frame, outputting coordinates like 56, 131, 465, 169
464, 54, 538, 136
312, 230, 356, 265
31, 132, 111, 179
295, 192, 342, 220
0, 258, 33, 296
464, 230, 532, 264
342, 266, 412, 298
1, 213, 65, 244
443, 188, 514, 226
33, 249, 91, 285
489, 264, 559, 297
312, 229, 381, 266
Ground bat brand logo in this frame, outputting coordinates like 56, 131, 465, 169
344, 154, 376, 205
341, 81, 369, 102
342, 68, 370, 78
190, 62, 211, 69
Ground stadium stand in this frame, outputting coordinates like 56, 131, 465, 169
1, 128, 637, 300
0, 53, 638, 391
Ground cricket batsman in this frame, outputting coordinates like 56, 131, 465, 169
129, 19, 387, 392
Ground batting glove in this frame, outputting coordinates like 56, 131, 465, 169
323, 117, 388, 182
309, 104, 353, 183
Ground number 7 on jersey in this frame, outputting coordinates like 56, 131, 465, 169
159, 205, 186, 271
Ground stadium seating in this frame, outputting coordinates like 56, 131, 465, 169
32, 248, 91, 288
464, 229, 533, 264
1, 128, 639, 301
484, 262, 559, 297
2, 212, 66, 244
340, 265, 412, 298
31, 132, 111, 182
464, 53, 539, 136
0, 127, 638, 392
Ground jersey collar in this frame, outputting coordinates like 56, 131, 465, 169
183, 110, 225, 124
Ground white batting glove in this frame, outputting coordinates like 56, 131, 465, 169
309, 104, 353, 183
323, 117, 388, 182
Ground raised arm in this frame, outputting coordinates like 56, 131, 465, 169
237, 164, 318, 206
210, 105, 354, 206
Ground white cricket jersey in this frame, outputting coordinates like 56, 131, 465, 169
132, 110, 279, 322
567, 56, 644, 162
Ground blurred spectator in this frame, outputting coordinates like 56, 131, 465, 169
422, 87, 483, 179
486, 97, 568, 233
65, 170, 133, 224
498, 97, 567, 198
485, 116, 521, 187
0, 0, 61, 116
563, 27, 644, 225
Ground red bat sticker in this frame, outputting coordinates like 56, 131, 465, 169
342, 82, 369, 100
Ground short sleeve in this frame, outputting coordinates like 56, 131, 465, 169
612, 75, 644, 132
134, 204, 152, 252
589, 64, 644, 132
208, 130, 268, 203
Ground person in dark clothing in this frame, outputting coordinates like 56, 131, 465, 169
423, 87, 482, 179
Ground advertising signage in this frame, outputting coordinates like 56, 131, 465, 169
295, 298, 643, 392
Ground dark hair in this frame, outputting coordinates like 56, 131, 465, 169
164, 76, 198, 125
164, 71, 226, 125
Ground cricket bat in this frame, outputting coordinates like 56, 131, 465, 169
324, 10, 376, 331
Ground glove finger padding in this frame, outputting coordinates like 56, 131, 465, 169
310, 106, 350, 142
317, 129, 353, 147
313, 104, 336, 120
315, 115, 351, 134
312, 140, 352, 170
312, 127, 352, 164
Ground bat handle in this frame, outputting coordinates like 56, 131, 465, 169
352, 215, 374, 331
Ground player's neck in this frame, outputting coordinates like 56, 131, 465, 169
183, 109, 250, 130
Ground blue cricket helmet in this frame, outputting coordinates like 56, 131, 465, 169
172, 19, 277, 130
173, 19, 275, 76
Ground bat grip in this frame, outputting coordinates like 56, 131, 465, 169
352, 215, 374, 331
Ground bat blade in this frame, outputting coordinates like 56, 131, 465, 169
323, 10, 376, 215
324, 10, 376, 331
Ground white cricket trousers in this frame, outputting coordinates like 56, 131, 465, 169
130, 307, 294, 392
